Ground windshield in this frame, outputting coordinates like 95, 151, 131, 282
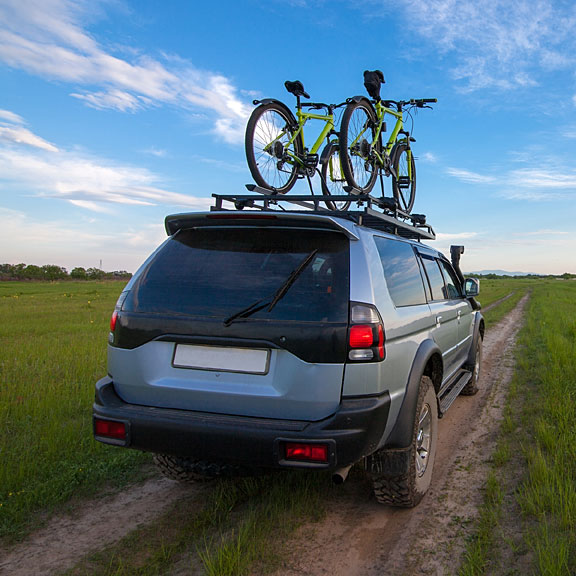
124, 227, 349, 323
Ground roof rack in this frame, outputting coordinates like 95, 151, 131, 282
210, 184, 435, 242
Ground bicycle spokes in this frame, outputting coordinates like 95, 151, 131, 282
246, 104, 302, 193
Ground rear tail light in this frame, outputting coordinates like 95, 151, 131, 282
348, 303, 385, 362
109, 291, 129, 344
284, 442, 329, 463
94, 418, 127, 441
110, 310, 118, 332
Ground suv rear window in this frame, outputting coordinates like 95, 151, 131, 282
124, 228, 349, 323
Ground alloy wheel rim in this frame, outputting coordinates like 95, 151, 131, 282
416, 403, 432, 478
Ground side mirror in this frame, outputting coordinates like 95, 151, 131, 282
464, 278, 480, 297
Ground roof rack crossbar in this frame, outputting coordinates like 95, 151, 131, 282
209, 186, 435, 241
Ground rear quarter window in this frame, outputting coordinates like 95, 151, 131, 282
374, 236, 427, 307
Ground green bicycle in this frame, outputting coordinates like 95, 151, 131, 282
339, 70, 436, 213
245, 81, 351, 210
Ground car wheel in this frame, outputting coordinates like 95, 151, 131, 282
368, 375, 438, 507
461, 337, 482, 396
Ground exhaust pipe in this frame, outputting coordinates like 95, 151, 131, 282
332, 465, 352, 485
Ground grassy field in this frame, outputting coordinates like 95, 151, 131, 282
459, 278, 576, 575
2, 278, 574, 575
0, 281, 149, 541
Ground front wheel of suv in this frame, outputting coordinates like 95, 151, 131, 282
368, 375, 438, 507
460, 337, 482, 396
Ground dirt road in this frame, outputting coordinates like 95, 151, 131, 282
271, 294, 528, 576
0, 296, 527, 576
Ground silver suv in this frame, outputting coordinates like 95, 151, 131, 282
93, 206, 483, 507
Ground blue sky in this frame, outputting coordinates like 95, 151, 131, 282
1, 0, 576, 275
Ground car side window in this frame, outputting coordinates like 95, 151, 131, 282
374, 236, 427, 307
437, 260, 463, 299
420, 256, 446, 301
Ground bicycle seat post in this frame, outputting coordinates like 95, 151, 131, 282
295, 94, 302, 111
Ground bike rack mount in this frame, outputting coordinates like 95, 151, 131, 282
210, 184, 435, 242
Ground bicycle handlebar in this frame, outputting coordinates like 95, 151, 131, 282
382, 98, 437, 110
301, 101, 348, 111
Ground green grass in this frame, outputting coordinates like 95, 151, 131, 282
0, 281, 150, 542
475, 276, 534, 326
4, 277, 575, 575
65, 471, 328, 576
459, 278, 576, 575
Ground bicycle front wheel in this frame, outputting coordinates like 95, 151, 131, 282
339, 99, 379, 194
392, 142, 416, 213
320, 144, 351, 211
245, 102, 303, 193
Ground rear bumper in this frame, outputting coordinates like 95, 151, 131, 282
93, 377, 391, 470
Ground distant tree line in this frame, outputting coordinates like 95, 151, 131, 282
469, 272, 576, 280
0, 263, 132, 281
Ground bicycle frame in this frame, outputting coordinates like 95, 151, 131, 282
373, 101, 406, 157
289, 105, 337, 159
347, 100, 413, 178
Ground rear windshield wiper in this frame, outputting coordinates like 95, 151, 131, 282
223, 249, 318, 327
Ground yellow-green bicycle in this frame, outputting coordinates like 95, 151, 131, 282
340, 70, 436, 213
245, 81, 351, 210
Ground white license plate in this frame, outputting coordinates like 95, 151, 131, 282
173, 344, 270, 374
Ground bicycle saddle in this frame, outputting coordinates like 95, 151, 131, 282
284, 80, 310, 99
363, 70, 385, 101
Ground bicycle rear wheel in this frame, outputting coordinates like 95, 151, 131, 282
245, 102, 303, 193
392, 142, 416, 213
339, 99, 379, 194
320, 144, 351, 211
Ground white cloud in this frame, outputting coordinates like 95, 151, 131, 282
514, 229, 569, 237
143, 147, 167, 158
418, 152, 438, 163
446, 168, 495, 184
435, 231, 479, 242
0, 0, 251, 142
71, 89, 149, 112
0, 109, 25, 124
0, 113, 212, 212
507, 169, 576, 190
0, 206, 167, 272
447, 158, 576, 200
394, 0, 576, 91
0, 125, 59, 152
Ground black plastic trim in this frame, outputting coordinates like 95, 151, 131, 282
383, 339, 441, 449
93, 377, 391, 470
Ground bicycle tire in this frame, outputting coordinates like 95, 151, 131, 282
245, 102, 303, 193
391, 142, 416, 213
320, 143, 351, 211
339, 98, 379, 194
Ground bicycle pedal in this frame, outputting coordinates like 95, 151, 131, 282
303, 153, 319, 169
397, 176, 411, 189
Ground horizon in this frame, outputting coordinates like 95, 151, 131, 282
1, 1, 576, 275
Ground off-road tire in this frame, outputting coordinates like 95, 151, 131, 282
368, 375, 438, 507
460, 337, 482, 396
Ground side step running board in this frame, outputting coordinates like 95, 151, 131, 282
438, 369, 472, 415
